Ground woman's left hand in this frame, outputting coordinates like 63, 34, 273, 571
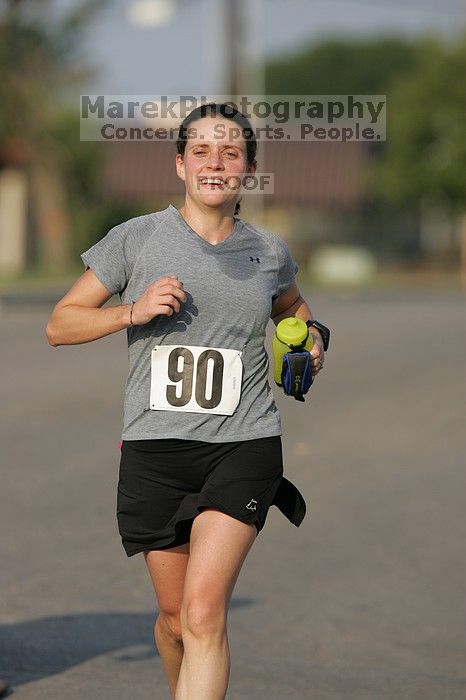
310, 332, 325, 376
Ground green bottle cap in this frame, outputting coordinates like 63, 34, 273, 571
276, 317, 308, 346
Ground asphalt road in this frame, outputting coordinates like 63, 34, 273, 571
1, 288, 465, 700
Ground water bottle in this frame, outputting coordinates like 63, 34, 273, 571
272, 317, 314, 394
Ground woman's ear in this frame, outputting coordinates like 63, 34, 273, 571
175, 153, 186, 181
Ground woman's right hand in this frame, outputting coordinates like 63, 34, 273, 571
131, 275, 187, 325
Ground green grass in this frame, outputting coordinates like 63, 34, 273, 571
0, 266, 83, 293
303, 265, 465, 294
1, 263, 464, 297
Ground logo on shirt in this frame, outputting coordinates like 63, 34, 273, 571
249, 256, 261, 263
246, 498, 258, 512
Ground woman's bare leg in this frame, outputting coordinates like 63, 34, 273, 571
144, 543, 190, 698
175, 509, 257, 700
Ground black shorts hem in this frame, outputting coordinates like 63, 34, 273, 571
121, 496, 263, 557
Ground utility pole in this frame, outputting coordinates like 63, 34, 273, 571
222, 0, 265, 223
224, 0, 241, 99
223, 0, 265, 98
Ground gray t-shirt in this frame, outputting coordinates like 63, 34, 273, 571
80, 204, 299, 442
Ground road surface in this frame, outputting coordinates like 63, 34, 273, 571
1, 288, 465, 699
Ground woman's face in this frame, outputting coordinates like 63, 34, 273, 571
176, 116, 256, 213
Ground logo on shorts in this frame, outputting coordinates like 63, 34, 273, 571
249, 256, 260, 263
246, 498, 258, 512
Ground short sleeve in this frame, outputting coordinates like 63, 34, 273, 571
80, 224, 128, 295
272, 235, 299, 299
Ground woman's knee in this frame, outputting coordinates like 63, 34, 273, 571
157, 610, 183, 643
181, 598, 227, 640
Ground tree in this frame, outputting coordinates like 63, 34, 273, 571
373, 36, 466, 206
0, 0, 109, 269
372, 35, 466, 273
265, 35, 466, 269
265, 37, 419, 95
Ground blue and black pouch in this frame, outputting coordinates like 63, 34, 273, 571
280, 350, 313, 402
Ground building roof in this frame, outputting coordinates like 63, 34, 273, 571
101, 140, 368, 209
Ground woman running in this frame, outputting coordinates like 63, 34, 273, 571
46, 102, 329, 700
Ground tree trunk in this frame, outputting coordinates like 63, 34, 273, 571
0, 167, 28, 274
459, 210, 466, 289
29, 161, 70, 270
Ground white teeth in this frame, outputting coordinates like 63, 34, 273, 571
200, 177, 223, 184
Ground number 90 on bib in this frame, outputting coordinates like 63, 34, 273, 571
150, 345, 243, 415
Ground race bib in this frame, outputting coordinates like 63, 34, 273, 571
150, 345, 243, 415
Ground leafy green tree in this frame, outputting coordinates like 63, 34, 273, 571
373, 36, 466, 207
264, 36, 424, 261
265, 37, 419, 95
0, 0, 109, 270
266, 35, 466, 267
371, 35, 466, 269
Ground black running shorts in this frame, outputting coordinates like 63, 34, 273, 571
116, 435, 306, 557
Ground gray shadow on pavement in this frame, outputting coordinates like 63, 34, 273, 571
0, 598, 254, 688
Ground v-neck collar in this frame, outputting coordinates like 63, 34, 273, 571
168, 204, 242, 251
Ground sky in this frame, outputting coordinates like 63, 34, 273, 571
52, 0, 465, 96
